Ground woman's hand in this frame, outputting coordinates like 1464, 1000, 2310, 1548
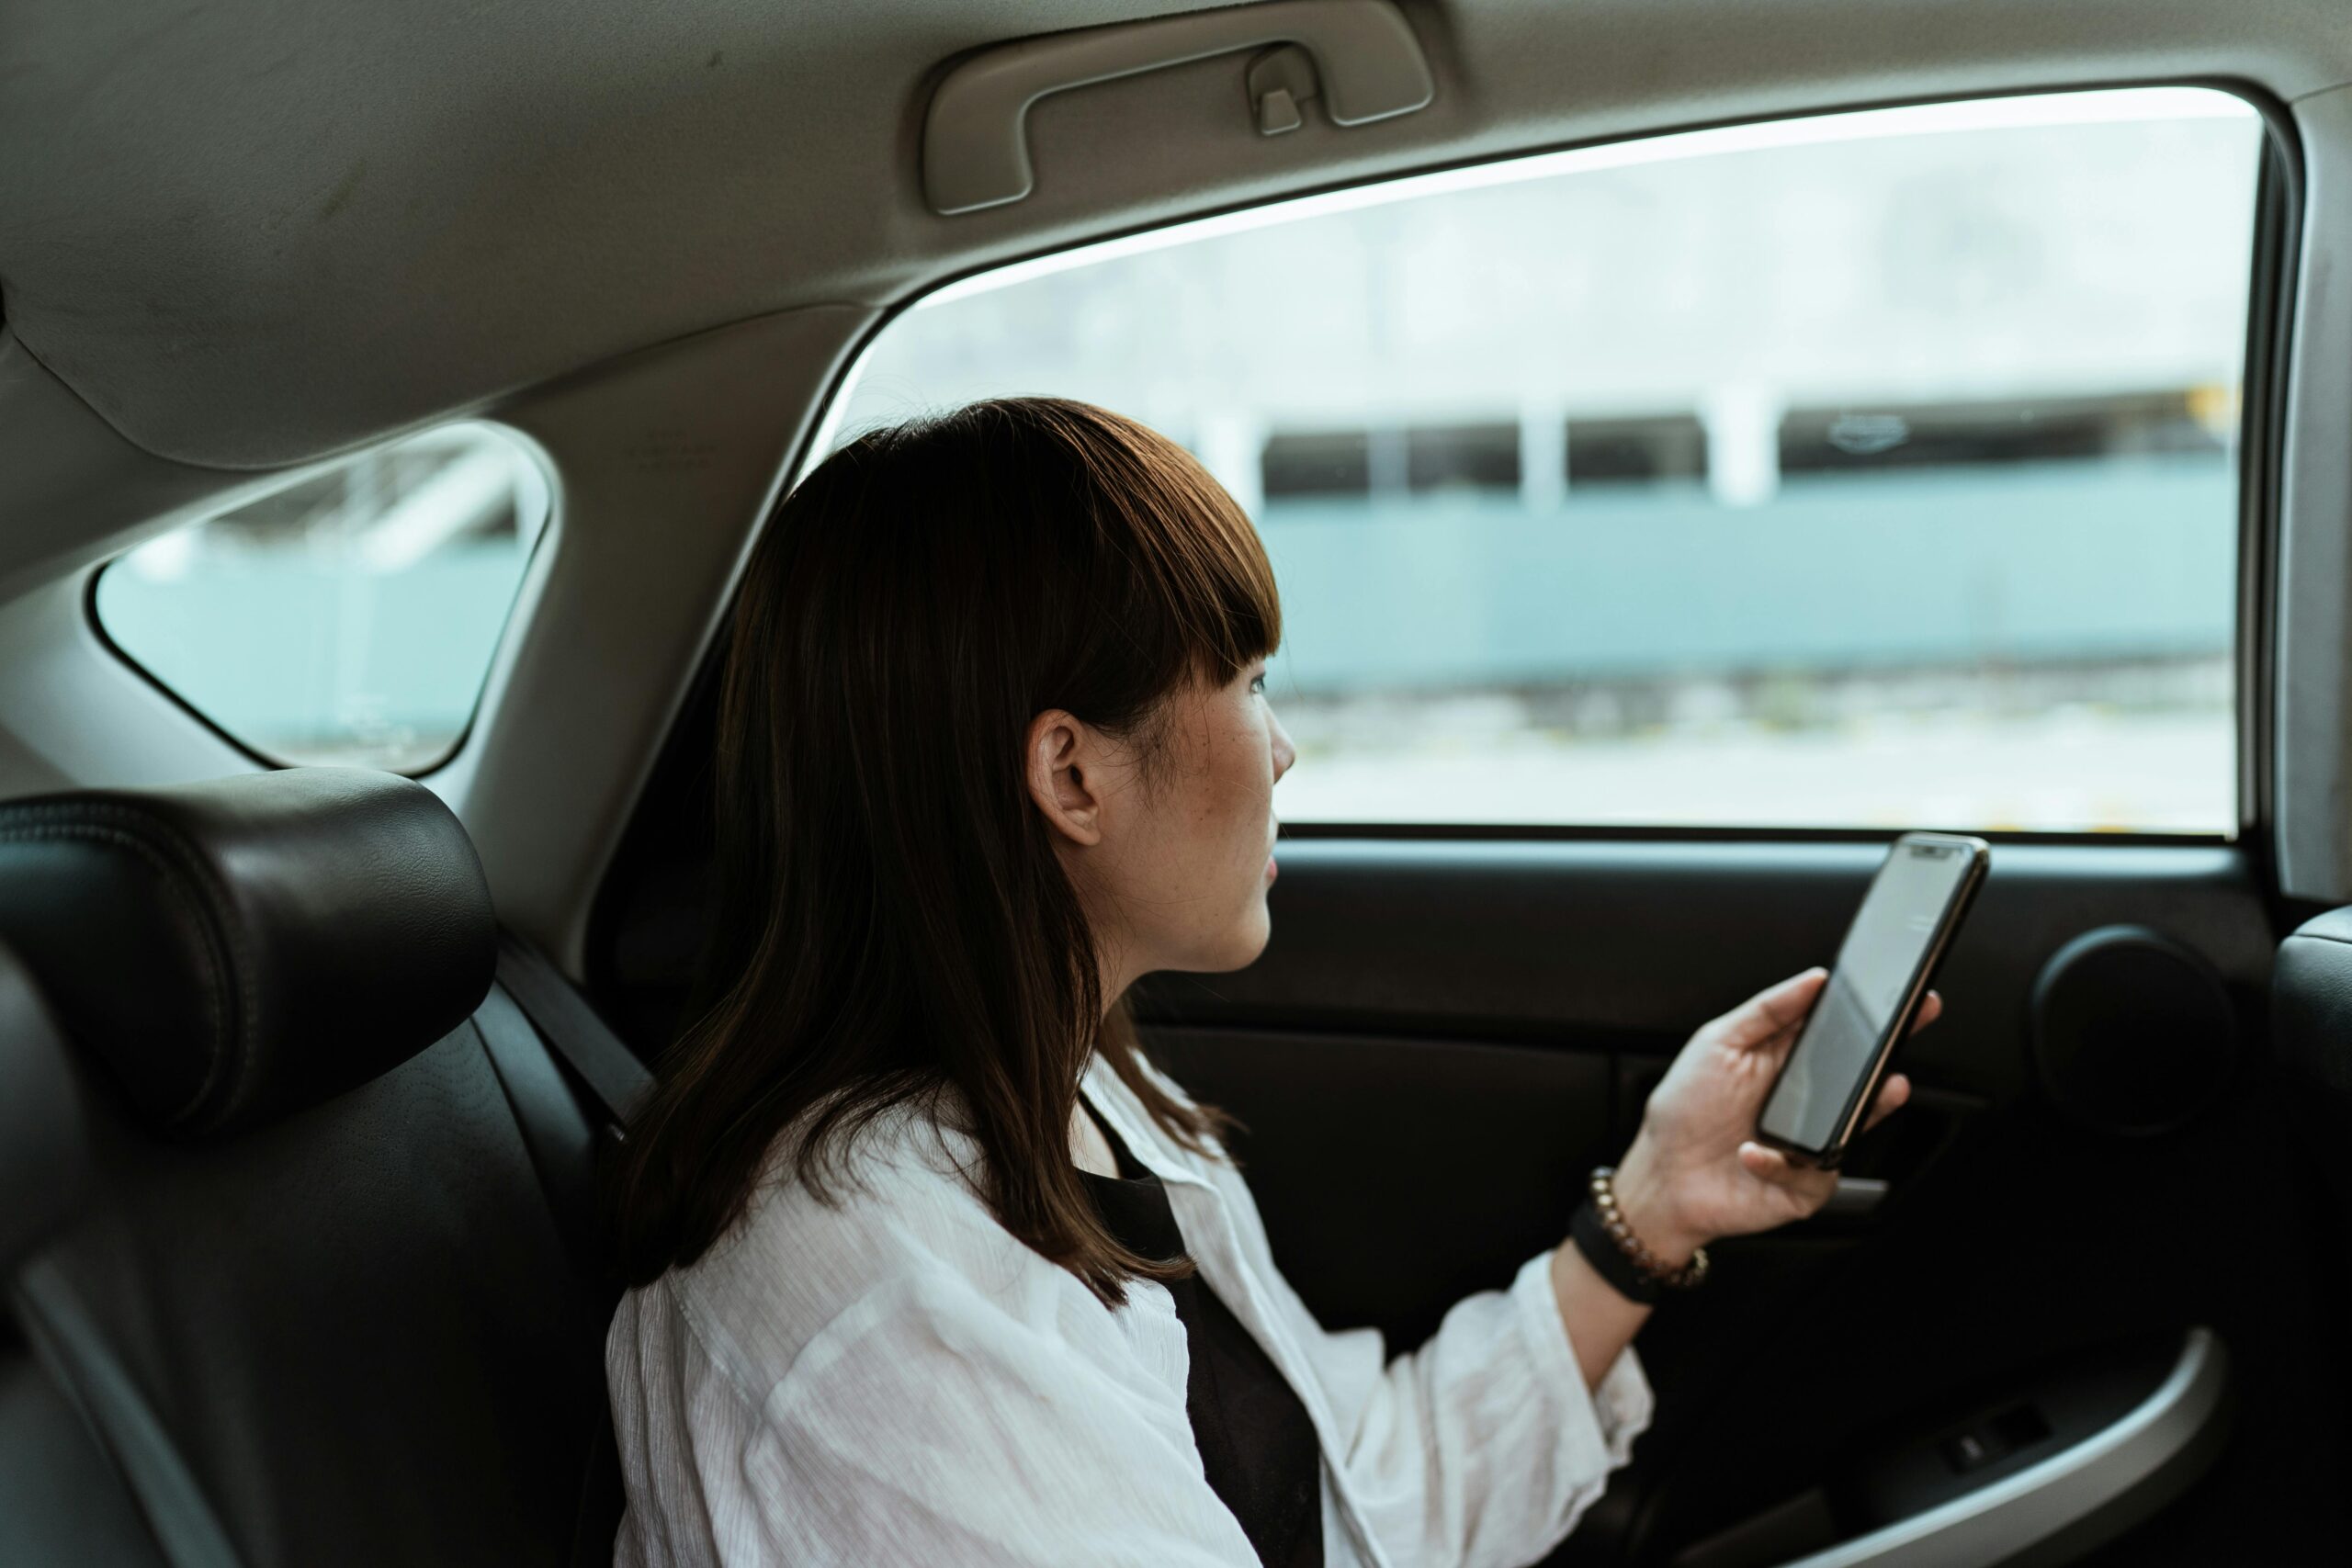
1606, 968, 1941, 1265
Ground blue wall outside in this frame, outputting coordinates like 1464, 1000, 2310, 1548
1261, 457, 2233, 694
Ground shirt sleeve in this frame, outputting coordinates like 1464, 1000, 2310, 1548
1278, 1246, 1655, 1568
662, 1269, 1267, 1568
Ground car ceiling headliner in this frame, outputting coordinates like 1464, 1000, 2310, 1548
3, 0, 2349, 473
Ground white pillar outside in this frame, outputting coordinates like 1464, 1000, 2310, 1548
1701, 384, 1785, 508
1519, 398, 1566, 512
1196, 410, 1267, 517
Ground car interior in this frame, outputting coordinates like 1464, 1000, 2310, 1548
6, 1, 2352, 1563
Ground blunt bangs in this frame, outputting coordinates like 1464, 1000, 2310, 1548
1036, 401, 1283, 690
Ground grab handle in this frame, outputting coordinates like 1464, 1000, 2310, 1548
922, 0, 1435, 214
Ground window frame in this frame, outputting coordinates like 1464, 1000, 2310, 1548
815, 81, 2306, 849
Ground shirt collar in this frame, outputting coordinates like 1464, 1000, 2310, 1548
1077, 1052, 1216, 1193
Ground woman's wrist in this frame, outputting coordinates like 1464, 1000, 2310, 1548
1608, 1138, 1707, 1269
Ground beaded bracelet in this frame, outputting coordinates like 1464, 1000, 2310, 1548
1568, 1165, 1710, 1306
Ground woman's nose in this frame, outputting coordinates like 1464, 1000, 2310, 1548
1271, 711, 1297, 783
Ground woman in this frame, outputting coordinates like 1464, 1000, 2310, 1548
604, 397, 1929, 1567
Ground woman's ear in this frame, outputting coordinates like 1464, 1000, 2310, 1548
1025, 709, 1105, 846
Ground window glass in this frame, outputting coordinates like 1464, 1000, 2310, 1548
95, 422, 548, 772
828, 88, 2264, 832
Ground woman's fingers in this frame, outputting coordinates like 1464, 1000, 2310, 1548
1861, 1071, 1911, 1130
1724, 976, 1939, 1057
1717, 967, 1828, 1054
1738, 1140, 1836, 1212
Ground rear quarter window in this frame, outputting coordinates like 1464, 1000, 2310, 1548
95, 422, 548, 772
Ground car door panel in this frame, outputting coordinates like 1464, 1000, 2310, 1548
1126, 836, 2336, 1565
1137, 840, 2272, 1092
1147, 1024, 1611, 1352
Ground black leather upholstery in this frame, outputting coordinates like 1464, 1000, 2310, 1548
0, 1340, 170, 1568
16, 1023, 609, 1567
0, 944, 88, 1270
0, 768, 496, 1138
2272, 907, 2352, 1324
1, 943, 168, 1567
0, 770, 619, 1567
2274, 905, 2352, 1099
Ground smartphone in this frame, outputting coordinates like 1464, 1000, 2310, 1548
1756, 831, 1990, 1168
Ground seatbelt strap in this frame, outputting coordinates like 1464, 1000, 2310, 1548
480, 936, 647, 1568
492, 931, 653, 1132
471, 994, 601, 1276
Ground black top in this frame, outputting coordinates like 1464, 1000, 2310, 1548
1079, 1112, 1325, 1568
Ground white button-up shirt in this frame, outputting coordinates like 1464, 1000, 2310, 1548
606, 1050, 1653, 1567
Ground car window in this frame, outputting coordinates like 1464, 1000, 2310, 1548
94, 422, 549, 773
825, 87, 2265, 834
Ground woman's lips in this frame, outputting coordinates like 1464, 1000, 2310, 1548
1265, 853, 1278, 882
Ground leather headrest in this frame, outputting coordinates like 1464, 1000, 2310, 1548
2274, 905, 2352, 1098
0, 768, 496, 1139
0, 942, 88, 1268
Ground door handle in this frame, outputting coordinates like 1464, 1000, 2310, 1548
1775, 1328, 2231, 1567
1669, 1329, 2233, 1568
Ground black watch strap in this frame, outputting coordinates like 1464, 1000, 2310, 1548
1570, 1196, 1668, 1306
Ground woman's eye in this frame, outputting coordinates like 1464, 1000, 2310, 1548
1250, 673, 1267, 695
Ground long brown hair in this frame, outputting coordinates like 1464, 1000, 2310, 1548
607, 397, 1280, 1303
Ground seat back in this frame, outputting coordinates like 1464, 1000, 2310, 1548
2270, 905, 2352, 1345
0, 942, 169, 1568
0, 769, 621, 1568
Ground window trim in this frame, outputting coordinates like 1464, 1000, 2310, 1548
2233, 96, 2302, 884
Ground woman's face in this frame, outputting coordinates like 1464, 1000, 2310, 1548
1027, 660, 1296, 997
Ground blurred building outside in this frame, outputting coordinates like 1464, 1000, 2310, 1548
830, 89, 2258, 832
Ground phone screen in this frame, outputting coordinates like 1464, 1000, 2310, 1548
1759, 839, 1978, 1156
